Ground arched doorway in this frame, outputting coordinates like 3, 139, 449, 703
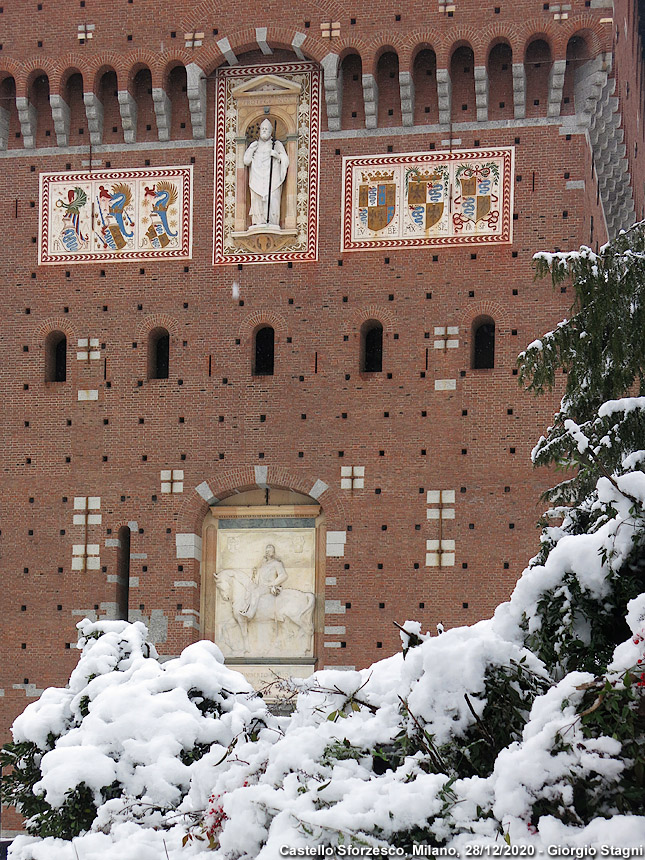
200, 487, 324, 690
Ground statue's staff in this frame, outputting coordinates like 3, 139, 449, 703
266, 119, 277, 224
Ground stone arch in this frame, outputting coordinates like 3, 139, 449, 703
17, 60, 57, 95
125, 52, 166, 91
160, 54, 192, 89
87, 57, 123, 95
517, 22, 556, 58
176, 466, 345, 536
482, 31, 515, 63
36, 317, 77, 341
0, 59, 21, 83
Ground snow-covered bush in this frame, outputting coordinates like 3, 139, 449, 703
1, 619, 276, 845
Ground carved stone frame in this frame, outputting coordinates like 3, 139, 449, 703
200, 504, 324, 676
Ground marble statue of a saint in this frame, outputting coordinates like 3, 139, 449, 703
243, 118, 289, 228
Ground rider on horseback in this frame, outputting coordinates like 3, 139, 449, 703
239, 544, 288, 619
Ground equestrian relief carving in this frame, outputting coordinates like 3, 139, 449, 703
214, 542, 315, 658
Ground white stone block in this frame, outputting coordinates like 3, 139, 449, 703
324, 641, 342, 648
176, 533, 202, 560
254, 464, 268, 486
353, 478, 364, 489
74, 496, 87, 509
340, 478, 352, 489
71, 557, 85, 570
73, 514, 86, 525
340, 465, 353, 477
160, 469, 172, 480
325, 599, 346, 614
171, 469, 184, 480
78, 338, 89, 347
86, 557, 101, 569
89, 350, 101, 360
76, 351, 88, 360
441, 508, 455, 519
441, 539, 456, 551
426, 490, 440, 504
447, 326, 459, 335
105, 538, 121, 548
161, 482, 172, 493
434, 326, 446, 335
446, 339, 459, 348
427, 508, 440, 519
89, 337, 99, 348
426, 552, 440, 566
172, 482, 184, 493
327, 531, 346, 544
434, 340, 446, 349
72, 544, 85, 554
87, 544, 100, 555
174, 580, 198, 588
78, 389, 99, 401
426, 539, 440, 550
435, 379, 457, 391
88, 496, 100, 509
441, 552, 455, 566
324, 626, 346, 635
326, 543, 345, 557
325, 576, 337, 585
441, 490, 455, 503
87, 514, 102, 525
353, 466, 365, 477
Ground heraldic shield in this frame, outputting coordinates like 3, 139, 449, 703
455, 163, 499, 225
358, 172, 396, 232
407, 170, 445, 230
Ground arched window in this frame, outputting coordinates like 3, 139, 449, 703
472, 317, 495, 369
116, 525, 131, 621
361, 320, 383, 372
45, 331, 67, 382
148, 327, 170, 379
254, 326, 275, 375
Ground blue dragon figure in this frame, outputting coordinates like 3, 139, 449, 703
145, 181, 179, 238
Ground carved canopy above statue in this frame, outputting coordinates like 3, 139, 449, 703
213, 62, 320, 265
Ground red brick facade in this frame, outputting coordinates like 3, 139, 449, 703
0, 0, 643, 831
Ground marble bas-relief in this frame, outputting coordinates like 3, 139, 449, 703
214, 529, 315, 659
244, 119, 289, 229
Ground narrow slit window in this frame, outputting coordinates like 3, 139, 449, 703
254, 326, 275, 375
148, 327, 170, 379
116, 525, 131, 621
45, 331, 67, 382
361, 320, 383, 372
473, 318, 495, 369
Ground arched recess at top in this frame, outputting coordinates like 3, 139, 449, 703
238, 310, 288, 345
60, 67, 86, 146
375, 47, 401, 127
450, 42, 476, 122
0, 72, 21, 150
175, 466, 346, 537
562, 30, 595, 116
339, 51, 365, 129
412, 44, 438, 124
487, 39, 514, 121
96, 66, 123, 144
524, 36, 553, 118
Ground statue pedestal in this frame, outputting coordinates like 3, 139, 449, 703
231, 226, 298, 254
226, 661, 316, 701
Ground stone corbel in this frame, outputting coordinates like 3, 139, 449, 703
83, 92, 104, 145
474, 66, 488, 122
186, 63, 206, 139
152, 87, 172, 142
15, 97, 37, 148
399, 71, 414, 127
436, 68, 451, 125
118, 90, 137, 143
322, 52, 342, 132
512, 63, 526, 119
49, 94, 70, 147
547, 59, 567, 118
362, 73, 378, 129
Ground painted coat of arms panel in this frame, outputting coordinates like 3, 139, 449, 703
39, 166, 193, 264
342, 148, 514, 251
